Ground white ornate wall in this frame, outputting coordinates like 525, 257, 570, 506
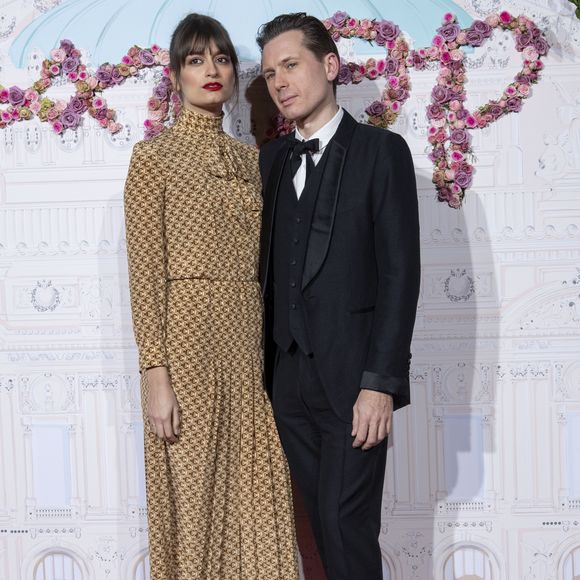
1, 0, 579, 579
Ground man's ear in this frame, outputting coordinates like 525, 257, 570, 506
325, 52, 340, 84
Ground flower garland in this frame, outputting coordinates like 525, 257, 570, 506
411, 11, 549, 208
0, 11, 550, 209
324, 11, 411, 128
0, 39, 176, 138
317, 11, 550, 207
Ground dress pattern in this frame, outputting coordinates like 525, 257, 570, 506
123, 107, 298, 579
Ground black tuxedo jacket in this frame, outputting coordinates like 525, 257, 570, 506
259, 110, 421, 421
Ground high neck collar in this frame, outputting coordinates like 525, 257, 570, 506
174, 106, 224, 135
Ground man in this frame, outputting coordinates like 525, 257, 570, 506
257, 13, 421, 579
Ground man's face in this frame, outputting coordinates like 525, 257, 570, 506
261, 30, 337, 122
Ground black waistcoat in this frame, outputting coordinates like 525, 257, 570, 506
271, 148, 330, 353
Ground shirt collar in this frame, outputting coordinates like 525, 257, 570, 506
294, 106, 344, 151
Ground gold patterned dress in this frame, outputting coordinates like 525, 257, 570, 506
123, 107, 298, 579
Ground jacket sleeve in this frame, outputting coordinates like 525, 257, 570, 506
123, 140, 168, 373
359, 132, 421, 411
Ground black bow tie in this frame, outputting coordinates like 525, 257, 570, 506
289, 137, 320, 179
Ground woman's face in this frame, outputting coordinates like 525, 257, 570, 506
171, 40, 236, 116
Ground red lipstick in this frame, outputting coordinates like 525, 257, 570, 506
203, 82, 223, 91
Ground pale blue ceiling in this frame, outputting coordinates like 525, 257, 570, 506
10, 0, 473, 67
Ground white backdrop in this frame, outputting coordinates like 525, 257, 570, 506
1, 0, 580, 579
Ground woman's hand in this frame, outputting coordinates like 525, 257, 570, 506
144, 366, 180, 444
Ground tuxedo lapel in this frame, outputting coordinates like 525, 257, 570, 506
260, 141, 292, 294
301, 111, 358, 291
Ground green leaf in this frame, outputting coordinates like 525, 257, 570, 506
576, 6, 580, 19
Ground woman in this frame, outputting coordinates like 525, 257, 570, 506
123, 13, 298, 579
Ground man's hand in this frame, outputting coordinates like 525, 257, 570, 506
144, 366, 180, 444
352, 390, 393, 450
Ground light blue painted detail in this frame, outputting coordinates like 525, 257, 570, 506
10, 0, 473, 67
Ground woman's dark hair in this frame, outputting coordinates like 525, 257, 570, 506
170, 13, 239, 95
256, 13, 339, 94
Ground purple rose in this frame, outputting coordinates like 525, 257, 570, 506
455, 171, 472, 188
8, 86, 25, 106
376, 20, 400, 45
450, 128, 469, 145
330, 11, 348, 27
488, 104, 503, 118
432, 85, 450, 104
96, 66, 112, 85
412, 53, 426, 70
437, 187, 452, 202
60, 39, 74, 54
534, 37, 549, 55
68, 96, 86, 114
456, 108, 468, 120
531, 26, 542, 39
516, 31, 532, 50
437, 23, 461, 42
139, 50, 155, 66
111, 67, 123, 84
465, 29, 484, 47
62, 56, 79, 75
95, 108, 108, 120
338, 63, 352, 85
153, 84, 169, 100
61, 109, 81, 129
472, 20, 492, 37
384, 58, 399, 75
391, 87, 408, 101
506, 97, 522, 112
365, 100, 386, 117
427, 103, 445, 120
528, 72, 539, 83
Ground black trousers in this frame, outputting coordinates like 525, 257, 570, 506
272, 344, 388, 580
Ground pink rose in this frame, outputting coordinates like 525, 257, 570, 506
391, 101, 400, 112
522, 46, 538, 61
151, 44, 160, 54
466, 115, 477, 128
505, 86, 517, 97
361, 19, 372, 28
500, 11, 512, 24
87, 77, 98, 89
451, 183, 462, 194
47, 108, 59, 120
54, 99, 67, 112
50, 64, 60, 75
449, 100, 461, 111
93, 97, 105, 109
356, 27, 365, 36
67, 72, 78, 81
79, 71, 88, 80
24, 89, 39, 102
432, 34, 444, 47
149, 109, 165, 121
1, 110, 11, 122
451, 150, 464, 162
443, 12, 455, 24
50, 48, 66, 63
388, 76, 399, 88
451, 49, 464, 61
51, 120, 63, 133
367, 68, 378, 79
518, 83, 531, 96
376, 60, 386, 73
347, 18, 357, 28
30, 101, 41, 114
0, 88, 9, 102
486, 14, 500, 27
448, 112, 457, 122
436, 131, 447, 143
441, 51, 452, 64
456, 32, 467, 45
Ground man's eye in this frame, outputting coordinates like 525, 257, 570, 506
287, 62, 296, 69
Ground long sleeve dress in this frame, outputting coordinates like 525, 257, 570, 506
123, 106, 298, 579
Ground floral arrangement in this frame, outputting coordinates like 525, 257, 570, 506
0, 39, 176, 139
568, 0, 580, 20
0, 11, 550, 209
321, 11, 549, 208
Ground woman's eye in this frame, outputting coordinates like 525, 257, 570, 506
217, 56, 230, 64
188, 58, 202, 65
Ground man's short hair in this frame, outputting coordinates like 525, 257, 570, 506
256, 12, 339, 94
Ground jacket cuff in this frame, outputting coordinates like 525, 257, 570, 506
360, 370, 411, 411
138, 349, 168, 374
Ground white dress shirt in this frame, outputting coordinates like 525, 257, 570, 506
293, 106, 344, 199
